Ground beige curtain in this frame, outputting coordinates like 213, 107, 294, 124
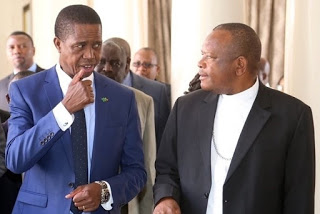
246, 0, 286, 88
148, 0, 172, 84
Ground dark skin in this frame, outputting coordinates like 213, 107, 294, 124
54, 23, 102, 212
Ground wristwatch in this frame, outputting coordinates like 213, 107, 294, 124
95, 181, 110, 204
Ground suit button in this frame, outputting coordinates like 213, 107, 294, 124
224, 200, 228, 203
40, 141, 45, 145
68, 182, 75, 188
204, 193, 209, 199
50, 132, 54, 137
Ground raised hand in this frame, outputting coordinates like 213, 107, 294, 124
62, 70, 94, 113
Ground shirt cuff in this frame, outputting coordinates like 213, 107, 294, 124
100, 181, 113, 210
52, 102, 74, 131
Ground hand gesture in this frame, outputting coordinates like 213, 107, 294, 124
65, 182, 101, 212
62, 70, 94, 113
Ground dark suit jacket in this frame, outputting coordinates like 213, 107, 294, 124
130, 72, 170, 150
154, 83, 315, 214
6, 67, 146, 214
0, 65, 44, 111
0, 111, 22, 214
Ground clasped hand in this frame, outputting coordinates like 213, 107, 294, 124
62, 70, 94, 113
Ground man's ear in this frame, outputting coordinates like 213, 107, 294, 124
235, 56, 247, 76
53, 37, 61, 53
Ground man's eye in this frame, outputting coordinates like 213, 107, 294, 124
93, 43, 101, 49
75, 44, 84, 48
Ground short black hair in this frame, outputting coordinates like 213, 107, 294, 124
54, 4, 101, 41
9, 31, 34, 46
214, 23, 261, 72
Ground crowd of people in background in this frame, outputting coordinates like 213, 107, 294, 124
0, 4, 315, 214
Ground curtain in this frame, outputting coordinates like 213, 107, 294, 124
148, 0, 172, 83
246, 0, 286, 88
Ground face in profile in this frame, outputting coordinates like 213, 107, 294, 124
132, 49, 159, 80
54, 23, 102, 78
6, 35, 35, 70
95, 43, 127, 83
198, 30, 238, 95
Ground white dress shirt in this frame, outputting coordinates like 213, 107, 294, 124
52, 64, 113, 212
206, 78, 259, 214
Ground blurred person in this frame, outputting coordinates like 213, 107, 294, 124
0, 71, 33, 214
95, 40, 156, 214
6, 5, 146, 214
132, 47, 171, 106
153, 23, 315, 214
184, 73, 201, 94
0, 31, 44, 111
107, 38, 170, 151
258, 57, 270, 86
277, 75, 285, 92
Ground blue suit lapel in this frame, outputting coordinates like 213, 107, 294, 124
90, 72, 109, 181
43, 67, 73, 169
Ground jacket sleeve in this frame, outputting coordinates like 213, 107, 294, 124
153, 98, 181, 205
283, 105, 315, 214
5, 82, 63, 174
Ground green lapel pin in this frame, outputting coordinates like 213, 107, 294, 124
101, 97, 108, 102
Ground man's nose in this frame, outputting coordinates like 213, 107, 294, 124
103, 62, 113, 71
83, 48, 94, 59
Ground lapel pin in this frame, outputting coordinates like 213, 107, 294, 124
101, 97, 108, 102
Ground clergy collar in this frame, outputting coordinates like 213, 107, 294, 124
220, 78, 259, 103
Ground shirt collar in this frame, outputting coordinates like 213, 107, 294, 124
220, 78, 259, 104
13, 63, 37, 75
122, 71, 132, 87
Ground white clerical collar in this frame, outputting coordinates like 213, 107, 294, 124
220, 78, 259, 104
55, 63, 94, 96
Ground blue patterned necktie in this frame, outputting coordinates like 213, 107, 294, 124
70, 109, 88, 214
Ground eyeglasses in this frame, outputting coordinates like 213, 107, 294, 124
132, 61, 157, 69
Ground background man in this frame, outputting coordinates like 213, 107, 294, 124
0, 70, 34, 214
6, 5, 146, 214
95, 40, 156, 214
258, 57, 270, 86
107, 38, 170, 151
153, 23, 315, 214
0, 31, 44, 111
132, 47, 171, 106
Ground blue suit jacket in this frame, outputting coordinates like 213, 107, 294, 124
130, 72, 170, 150
6, 67, 146, 214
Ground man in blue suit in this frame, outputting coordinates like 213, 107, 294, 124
5, 5, 146, 214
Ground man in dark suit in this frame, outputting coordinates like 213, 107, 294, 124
153, 23, 315, 214
0, 31, 44, 111
6, 5, 146, 214
106, 38, 170, 151
0, 112, 22, 214
132, 47, 171, 107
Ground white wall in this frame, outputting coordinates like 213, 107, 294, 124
285, 0, 320, 212
93, 0, 148, 59
0, 0, 24, 78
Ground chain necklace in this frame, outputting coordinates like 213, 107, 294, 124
212, 131, 232, 161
